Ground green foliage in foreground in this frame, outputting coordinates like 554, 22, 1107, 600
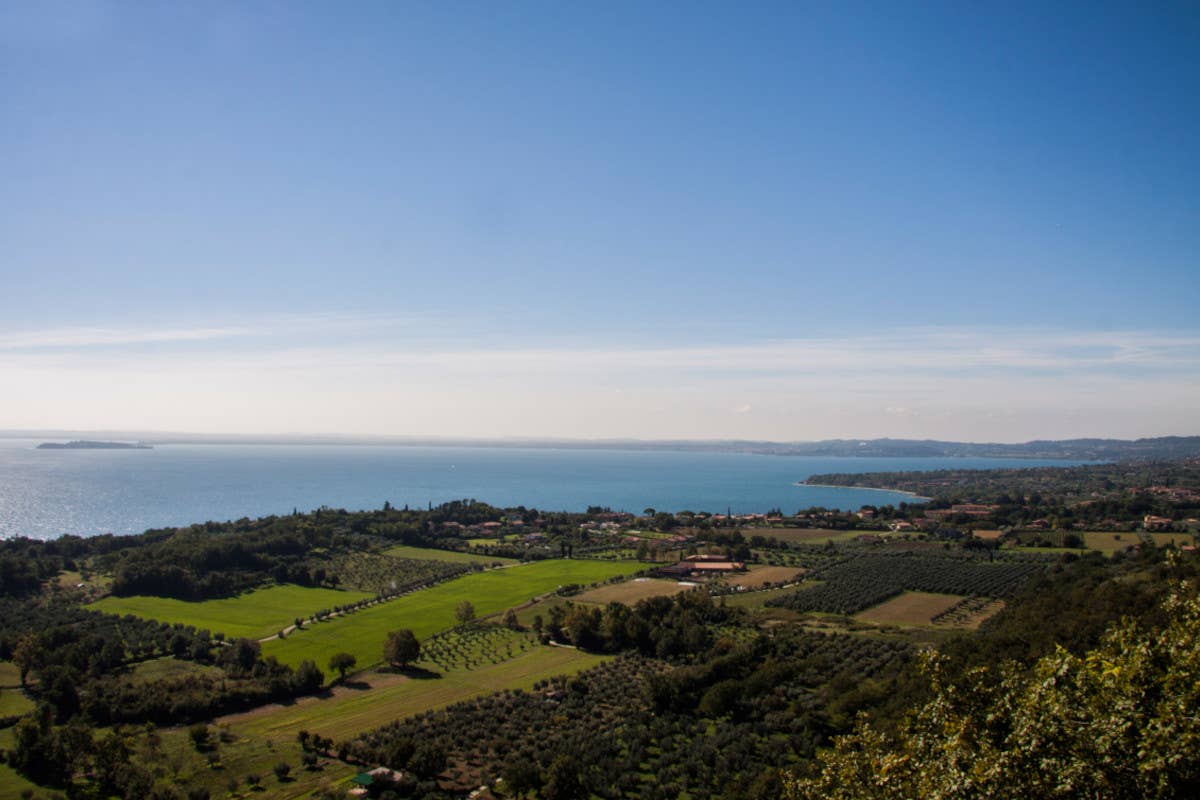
90, 583, 372, 640
788, 578, 1200, 800
262, 559, 647, 670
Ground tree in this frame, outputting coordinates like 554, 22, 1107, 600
543, 754, 586, 800
503, 608, 522, 630
273, 761, 292, 782
503, 755, 542, 798
188, 723, 209, 750
328, 652, 357, 682
294, 659, 325, 693
455, 600, 476, 624
786, 581, 1200, 800
12, 632, 39, 686
409, 742, 446, 778
384, 629, 421, 668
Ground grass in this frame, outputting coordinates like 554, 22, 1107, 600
718, 565, 804, 588
1083, 531, 1136, 554
0, 730, 40, 798
0, 662, 22, 690
0, 686, 34, 718
262, 559, 647, 670
856, 591, 966, 626
933, 597, 1006, 630
574, 578, 691, 605
229, 644, 607, 742
723, 580, 823, 609
1149, 532, 1195, 548
132, 656, 223, 681
90, 583, 374, 640
382, 544, 517, 565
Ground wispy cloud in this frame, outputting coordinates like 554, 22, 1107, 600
0, 325, 256, 350
0, 312, 428, 351
1, 320, 1197, 440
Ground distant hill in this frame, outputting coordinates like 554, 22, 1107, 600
37, 440, 152, 450
725, 436, 1200, 461
7, 430, 1198, 461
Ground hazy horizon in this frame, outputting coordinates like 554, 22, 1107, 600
3, 3, 1198, 442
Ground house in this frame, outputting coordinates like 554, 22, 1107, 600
350, 766, 408, 796
658, 554, 746, 578
1145, 515, 1174, 530
949, 504, 999, 517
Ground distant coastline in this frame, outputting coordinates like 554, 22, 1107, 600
37, 440, 152, 450
5, 430, 1197, 461
798, 481, 931, 502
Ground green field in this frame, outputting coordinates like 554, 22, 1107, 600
262, 559, 647, 669
90, 584, 373, 640
382, 544, 516, 565
1083, 531, 1136, 554
230, 644, 607, 742
0, 662, 22, 689
0, 729, 40, 797
0, 688, 34, 718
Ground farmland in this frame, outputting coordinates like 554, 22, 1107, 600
320, 550, 474, 592
574, 577, 691, 605
226, 640, 606, 743
90, 583, 374, 640
855, 591, 966, 626
719, 564, 805, 588
746, 527, 865, 544
382, 544, 517, 565
262, 559, 648, 669
932, 596, 1006, 629
1083, 531, 1136, 553
768, 554, 1037, 615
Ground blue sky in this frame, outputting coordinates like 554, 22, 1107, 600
1, 1, 1198, 440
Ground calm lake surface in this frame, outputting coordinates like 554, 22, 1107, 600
0, 439, 1083, 539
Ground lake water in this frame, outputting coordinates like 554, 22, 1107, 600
0, 438, 1082, 539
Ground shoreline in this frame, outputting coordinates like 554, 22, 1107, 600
797, 482, 932, 502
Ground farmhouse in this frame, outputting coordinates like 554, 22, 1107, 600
658, 554, 746, 578
1144, 515, 1174, 530
349, 766, 408, 796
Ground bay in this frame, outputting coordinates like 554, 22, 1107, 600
0, 438, 1083, 539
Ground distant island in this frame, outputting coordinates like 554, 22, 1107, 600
37, 440, 152, 450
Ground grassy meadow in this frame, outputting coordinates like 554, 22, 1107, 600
575, 577, 691, 605
262, 559, 647, 669
90, 584, 373, 640
228, 642, 606, 742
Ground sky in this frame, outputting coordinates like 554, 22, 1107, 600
1, 1, 1198, 442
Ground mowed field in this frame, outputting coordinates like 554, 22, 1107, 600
383, 544, 517, 565
262, 559, 647, 669
855, 591, 966, 626
90, 584, 373, 640
1149, 532, 1194, 548
226, 643, 606, 742
720, 565, 804, 588
1083, 531, 1137, 554
575, 578, 691, 605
